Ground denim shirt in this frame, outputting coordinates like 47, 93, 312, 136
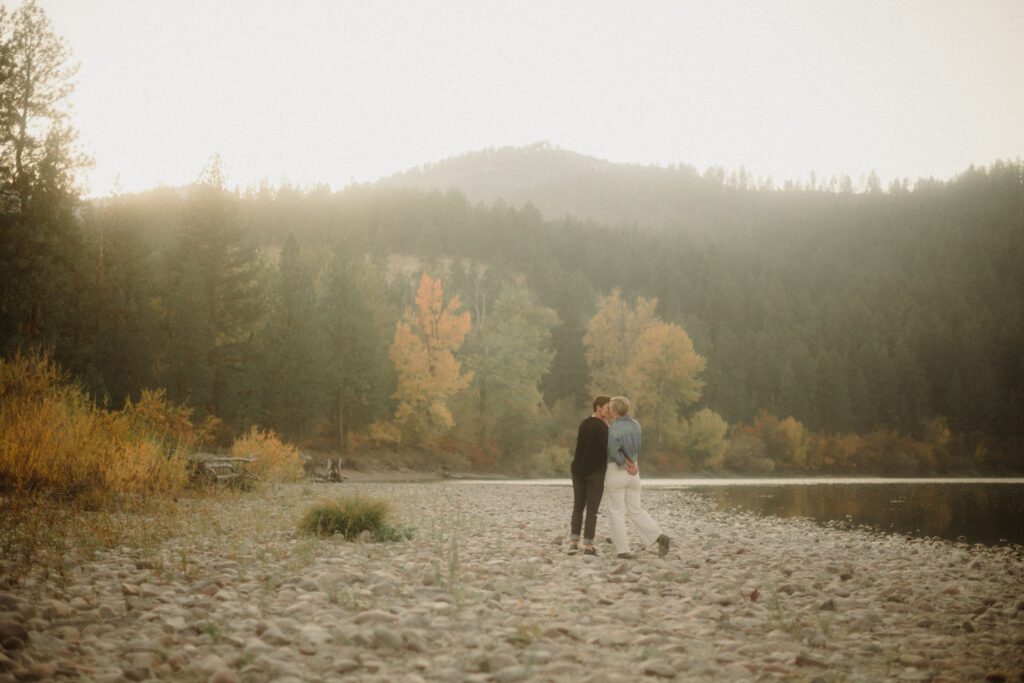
608, 415, 642, 466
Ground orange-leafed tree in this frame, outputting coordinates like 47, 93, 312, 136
389, 273, 473, 446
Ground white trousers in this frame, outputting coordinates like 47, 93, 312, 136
604, 463, 663, 555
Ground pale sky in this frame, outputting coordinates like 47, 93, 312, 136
36, 0, 1024, 197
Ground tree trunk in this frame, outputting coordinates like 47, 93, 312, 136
477, 377, 487, 446
337, 388, 347, 454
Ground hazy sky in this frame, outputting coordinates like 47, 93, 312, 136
37, 0, 1024, 197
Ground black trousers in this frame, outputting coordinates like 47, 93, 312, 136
570, 468, 605, 543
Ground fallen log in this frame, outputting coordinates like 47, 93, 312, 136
188, 452, 261, 486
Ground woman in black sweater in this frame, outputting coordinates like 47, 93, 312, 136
568, 395, 611, 555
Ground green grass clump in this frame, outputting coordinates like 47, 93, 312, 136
297, 495, 413, 541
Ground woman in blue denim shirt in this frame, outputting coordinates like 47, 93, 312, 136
605, 396, 671, 559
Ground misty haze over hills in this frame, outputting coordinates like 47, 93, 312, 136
381, 142, 713, 230
379, 142, 911, 232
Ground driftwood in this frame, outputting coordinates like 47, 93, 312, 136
300, 452, 348, 482
188, 452, 261, 486
316, 456, 347, 483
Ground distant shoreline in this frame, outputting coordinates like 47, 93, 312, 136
446, 475, 1024, 486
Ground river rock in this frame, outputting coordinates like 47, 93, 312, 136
642, 659, 677, 678
3, 482, 1021, 683
0, 622, 27, 644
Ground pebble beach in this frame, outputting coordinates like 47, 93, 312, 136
1, 481, 1022, 682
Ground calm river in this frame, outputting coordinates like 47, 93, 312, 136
473, 478, 1024, 547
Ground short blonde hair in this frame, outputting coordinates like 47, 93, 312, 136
610, 396, 631, 416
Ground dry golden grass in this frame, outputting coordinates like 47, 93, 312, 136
0, 355, 205, 501
231, 425, 304, 482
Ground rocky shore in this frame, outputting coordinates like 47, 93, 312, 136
1, 481, 1022, 682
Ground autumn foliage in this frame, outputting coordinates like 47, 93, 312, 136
0, 354, 204, 502
389, 273, 473, 446
583, 288, 706, 449
231, 426, 304, 482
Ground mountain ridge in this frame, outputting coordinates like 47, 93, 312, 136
378, 142, 719, 230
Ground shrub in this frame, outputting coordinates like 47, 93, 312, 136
683, 408, 729, 471
231, 426, 303, 482
123, 388, 216, 453
724, 434, 775, 474
367, 420, 402, 448
527, 445, 573, 477
297, 495, 412, 541
0, 354, 194, 501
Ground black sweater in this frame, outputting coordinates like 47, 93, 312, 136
571, 416, 609, 477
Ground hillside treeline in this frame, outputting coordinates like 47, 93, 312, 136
3, 156, 1018, 474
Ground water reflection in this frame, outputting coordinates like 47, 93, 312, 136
695, 483, 1024, 547
458, 477, 1024, 547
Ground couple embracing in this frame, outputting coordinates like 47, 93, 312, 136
568, 395, 671, 559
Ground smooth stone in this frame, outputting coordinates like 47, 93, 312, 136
0, 623, 27, 644
164, 616, 188, 632
297, 623, 331, 645
642, 659, 677, 678
899, 654, 929, 668
353, 609, 397, 624
259, 625, 290, 646
402, 631, 427, 652
334, 658, 359, 673
138, 584, 161, 598
44, 601, 73, 619
491, 665, 529, 682
372, 625, 403, 650
478, 653, 518, 672
69, 597, 92, 611
189, 654, 228, 676
208, 669, 238, 683
0, 596, 22, 612
1, 637, 25, 651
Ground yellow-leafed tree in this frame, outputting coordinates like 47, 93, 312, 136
629, 321, 706, 446
584, 289, 706, 451
582, 288, 658, 397
390, 273, 473, 446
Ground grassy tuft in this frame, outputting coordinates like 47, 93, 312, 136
297, 495, 413, 541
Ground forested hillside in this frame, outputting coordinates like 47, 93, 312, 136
0, 0, 1019, 474
386, 146, 1024, 445
5, 152, 1017, 474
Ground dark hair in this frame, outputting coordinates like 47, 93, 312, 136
592, 395, 611, 412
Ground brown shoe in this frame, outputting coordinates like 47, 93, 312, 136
656, 534, 671, 557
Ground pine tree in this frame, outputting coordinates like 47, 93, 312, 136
319, 251, 388, 452
167, 156, 264, 421
163, 255, 215, 412
260, 234, 321, 439
0, 1, 89, 352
